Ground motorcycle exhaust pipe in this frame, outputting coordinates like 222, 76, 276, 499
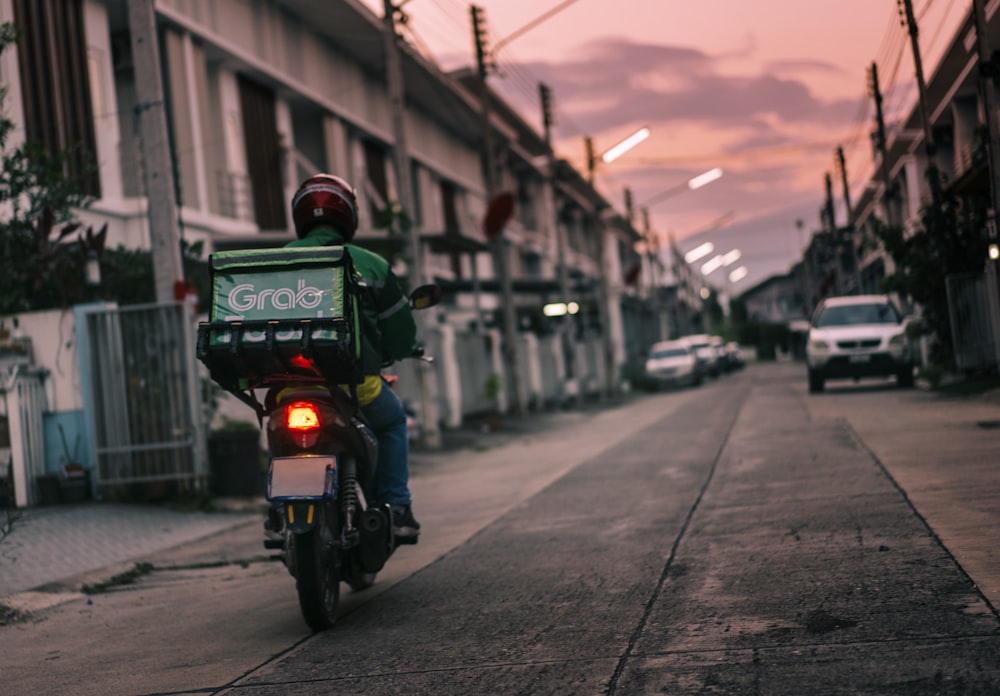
358, 506, 393, 573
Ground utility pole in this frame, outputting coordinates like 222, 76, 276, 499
642, 207, 663, 340
971, 0, 1000, 371
824, 172, 842, 294
383, 0, 441, 448
900, 0, 942, 205
582, 135, 617, 399
126, 0, 184, 304
836, 145, 862, 293
868, 62, 896, 228
540, 82, 565, 305
540, 82, 576, 390
585, 137, 596, 183
471, 5, 526, 417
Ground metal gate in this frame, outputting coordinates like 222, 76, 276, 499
946, 272, 998, 372
80, 302, 207, 493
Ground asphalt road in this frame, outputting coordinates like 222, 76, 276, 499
2, 361, 999, 695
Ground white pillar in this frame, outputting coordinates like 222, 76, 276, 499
438, 323, 463, 428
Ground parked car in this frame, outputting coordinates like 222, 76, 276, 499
681, 334, 719, 377
805, 294, 915, 393
709, 335, 729, 373
724, 342, 745, 370
644, 340, 704, 390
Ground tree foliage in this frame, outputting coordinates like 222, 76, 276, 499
0, 23, 209, 313
0, 23, 97, 313
873, 170, 989, 367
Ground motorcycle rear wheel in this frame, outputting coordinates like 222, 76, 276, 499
293, 528, 340, 631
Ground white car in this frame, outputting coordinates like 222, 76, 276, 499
805, 295, 915, 393
645, 340, 703, 390
680, 334, 719, 377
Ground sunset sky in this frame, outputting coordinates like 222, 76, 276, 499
359, 0, 970, 290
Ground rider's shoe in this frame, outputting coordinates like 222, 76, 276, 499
390, 504, 421, 540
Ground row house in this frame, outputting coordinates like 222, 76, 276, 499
805, 2, 1000, 372
0, 0, 655, 504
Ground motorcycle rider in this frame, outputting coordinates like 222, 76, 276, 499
284, 173, 421, 540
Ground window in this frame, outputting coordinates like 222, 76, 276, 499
237, 75, 286, 230
363, 139, 389, 221
441, 180, 461, 277
13, 0, 99, 195
517, 178, 536, 230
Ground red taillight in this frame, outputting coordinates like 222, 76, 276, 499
289, 354, 313, 370
286, 401, 320, 432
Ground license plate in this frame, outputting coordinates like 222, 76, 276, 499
849, 354, 871, 363
268, 456, 336, 499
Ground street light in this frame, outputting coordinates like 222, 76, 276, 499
586, 128, 652, 181
640, 167, 724, 209
601, 127, 650, 164
700, 248, 742, 276
684, 242, 714, 264
729, 266, 749, 283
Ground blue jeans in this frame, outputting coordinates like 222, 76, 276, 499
360, 378, 411, 506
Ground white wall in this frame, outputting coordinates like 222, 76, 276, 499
1, 309, 83, 412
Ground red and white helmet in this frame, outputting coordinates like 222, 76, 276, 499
291, 174, 359, 240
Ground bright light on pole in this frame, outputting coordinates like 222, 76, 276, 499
684, 242, 714, 264
688, 167, 723, 190
700, 248, 742, 276
543, 301, 580, 317
720, 248, 742, 266
641, 167, 724, 209
601, 127, 650, 164
700, 255, 725, 275
729, 266, 749, 283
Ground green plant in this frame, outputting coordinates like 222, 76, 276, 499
483, 373, 502, 401
0, 23, 104, 314
0, 24, 211, 312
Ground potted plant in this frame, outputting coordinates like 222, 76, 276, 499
482, 373, 504, 431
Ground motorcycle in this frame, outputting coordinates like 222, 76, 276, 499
198, 281, 441, 631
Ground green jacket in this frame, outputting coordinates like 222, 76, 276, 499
286, 226, 417, 374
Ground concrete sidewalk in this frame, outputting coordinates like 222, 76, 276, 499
0, 503, 261, 600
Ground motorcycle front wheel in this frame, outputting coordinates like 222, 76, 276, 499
292, 527, 340, 631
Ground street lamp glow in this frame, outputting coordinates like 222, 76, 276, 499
543, 302, 580, 317
729, 266, 749, 283
687, 167, 723, 190
720, 249, 742, 266
684, 242, 714, 264
641, 167, 723, 209
990, 243, 1000, 261
700, 255, 725, 275
601, 127, 650, 164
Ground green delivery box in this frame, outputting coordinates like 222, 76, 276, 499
197, 247, 363, 391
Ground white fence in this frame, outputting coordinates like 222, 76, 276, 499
386, 325, 609, 429
0, 366, 49, 507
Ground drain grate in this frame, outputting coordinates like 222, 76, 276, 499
977, 420, 1000, 430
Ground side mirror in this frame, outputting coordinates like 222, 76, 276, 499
410, 284, 442, 310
